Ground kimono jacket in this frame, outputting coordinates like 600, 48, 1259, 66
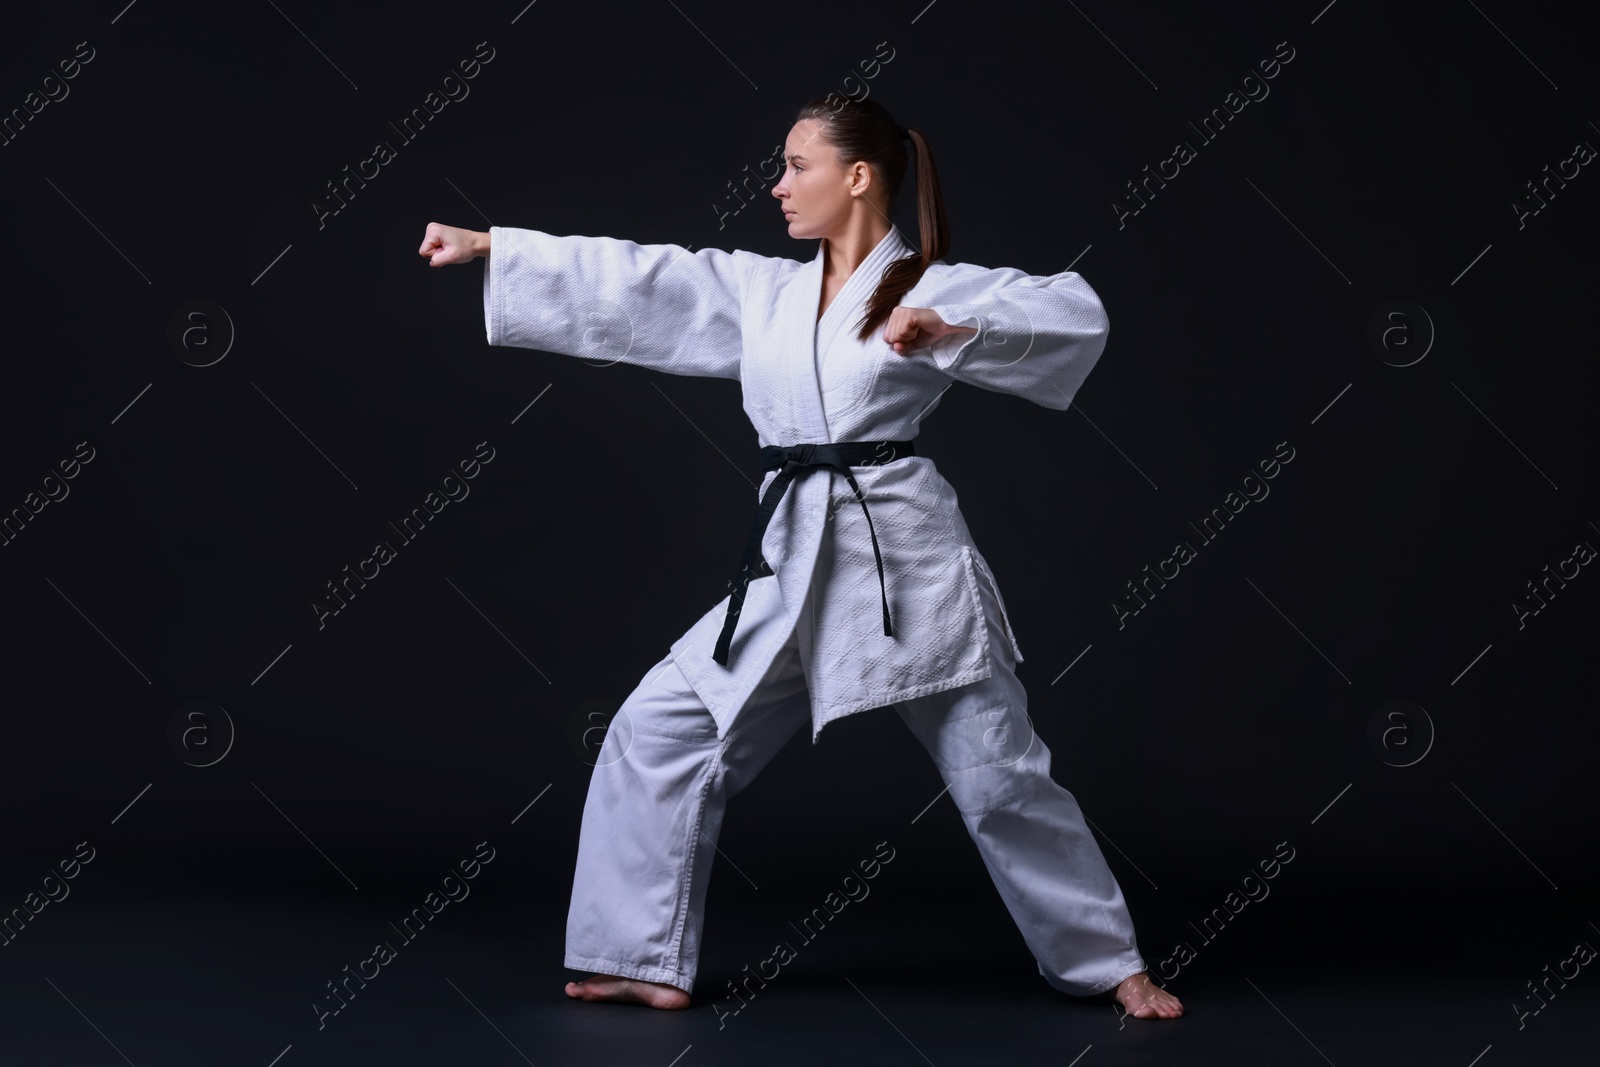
482, 224, 1109, 742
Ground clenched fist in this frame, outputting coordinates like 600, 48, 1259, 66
882, 305, 977, 356
418, 222, 490, 267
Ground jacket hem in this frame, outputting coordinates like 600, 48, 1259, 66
810, 659, 994, 743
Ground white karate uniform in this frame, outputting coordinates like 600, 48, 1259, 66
482, 224, 1148, 995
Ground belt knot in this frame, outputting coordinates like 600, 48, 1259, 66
712, 438, 917, 667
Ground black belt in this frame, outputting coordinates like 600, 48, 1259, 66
712, 439, 916, 667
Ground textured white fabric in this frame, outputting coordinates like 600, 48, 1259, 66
484, 225, 1108, 741
565, 570, 1147, 997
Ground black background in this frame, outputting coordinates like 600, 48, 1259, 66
1, 0, 1594, 1062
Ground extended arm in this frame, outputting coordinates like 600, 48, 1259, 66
482, 225, 747, 380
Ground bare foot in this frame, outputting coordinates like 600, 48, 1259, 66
1113, 971, 1183, 1020
564, 973, 690, 1009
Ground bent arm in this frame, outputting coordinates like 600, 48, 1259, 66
483, 226, 746, 380
921, 263, 1110, 411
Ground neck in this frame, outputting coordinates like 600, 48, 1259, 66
821, 215, 892, 279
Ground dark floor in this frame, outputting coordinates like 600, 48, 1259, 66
1, 880, 1595, 1066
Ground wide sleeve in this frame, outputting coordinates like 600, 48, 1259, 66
482, 225, 747, 380
920, 262, 1109, 411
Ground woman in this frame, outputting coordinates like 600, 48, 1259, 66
418, 96, 1182, 1021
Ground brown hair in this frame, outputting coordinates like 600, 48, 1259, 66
792, 95, 950, 342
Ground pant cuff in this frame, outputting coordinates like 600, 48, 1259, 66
565, 952, 693, 993
1040, 954, 1148, 997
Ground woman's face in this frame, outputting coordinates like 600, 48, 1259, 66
772, 119, 865, 240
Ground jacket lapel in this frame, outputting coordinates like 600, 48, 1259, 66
799, 228, 917, 443
817, 228, 915, 361
776, 248, 829, 442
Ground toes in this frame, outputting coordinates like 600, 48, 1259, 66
1115, 984, 1185, 1020
567, 979, 613, 1003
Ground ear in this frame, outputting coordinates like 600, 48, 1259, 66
850, 161, 874, 194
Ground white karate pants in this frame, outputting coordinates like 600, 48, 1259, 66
564, 575, 1148, 997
